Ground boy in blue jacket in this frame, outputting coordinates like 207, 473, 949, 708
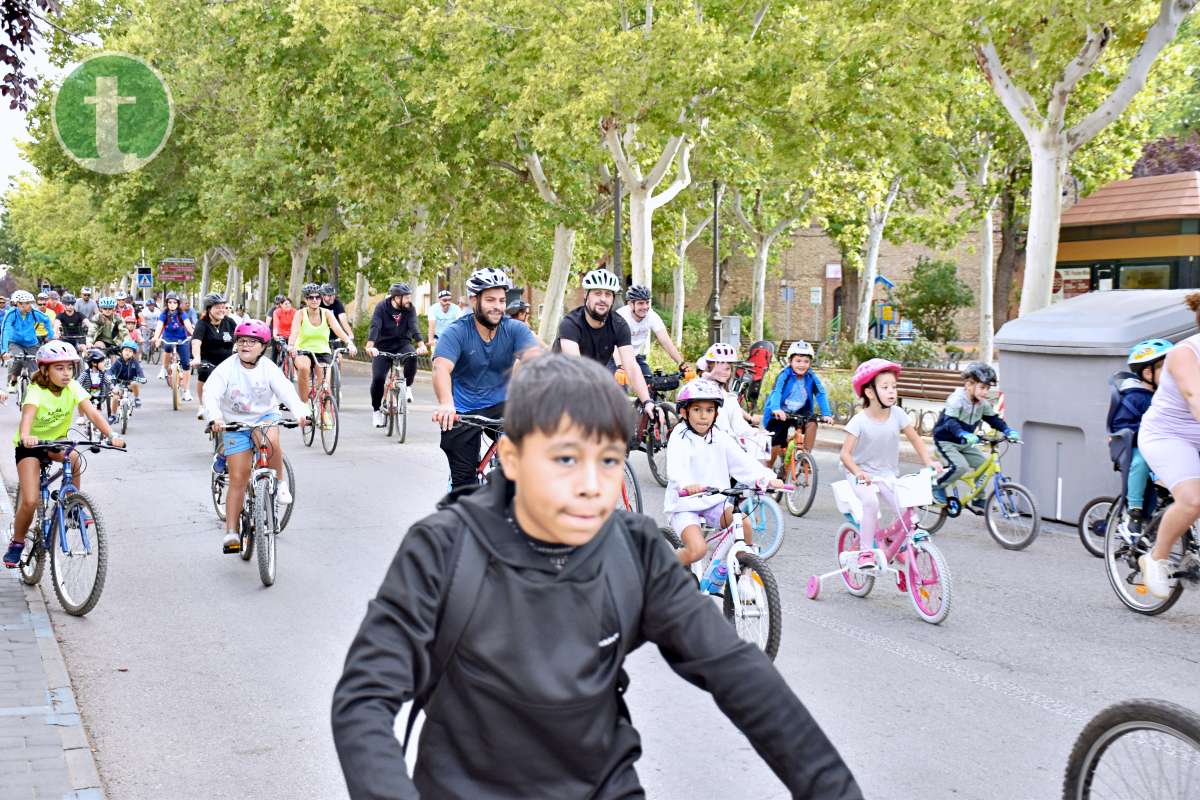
763, 340, 832, 469
1110, 339, 1173, 535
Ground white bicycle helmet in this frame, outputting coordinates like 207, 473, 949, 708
696, 342, 739, 371
676, 377, 725, 408
786, 340, 815, 359
36, 340, 80, 365
465, 267, 511, 296
581, 268, 621, 293
10, 290, 34, 303
97, 297, 117, 309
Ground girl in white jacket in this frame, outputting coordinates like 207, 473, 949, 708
665, 379, 782, 565
696, 342, 771, 464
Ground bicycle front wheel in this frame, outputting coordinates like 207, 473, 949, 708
723, 551, 782, 661
254, 477, 277, 586
119, 404, 129, 435
1077, 496, 1115, 559
907, 538, 951, 624
985, 482, 1041, 550
619, 460, 643, 513
320, 395, 340, 455
784, 451, 818, 517
836, 523, 874, 597
742, 494, 785, 559
646, 402, 676, 488
171, 366, 180, 411
278, 455, 296, 533
384, 385, 397, 437
1063, 698, 1200, 800
331, 361, 342, 407
50, 492, 107, 616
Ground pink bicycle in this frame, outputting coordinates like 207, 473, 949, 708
806, 469, 952, 625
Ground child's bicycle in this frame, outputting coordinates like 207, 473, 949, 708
659, 483, 788, 660
110, 378, 146, 435
377, 351, 418, 442
807, 469, 952, 625
16, 438, 126, 616
774, 412, 819, 517
210, 423, 297, 537
916, 435, 1040, 550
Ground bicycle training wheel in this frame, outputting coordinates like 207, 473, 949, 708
1104, 504, 1186, 616
618, 460, 643, 514
1077, 496, 1115, 559
302, 398, 316, 447
19, 536, 45, 586
984, 481, 1041, 550
320, 395, 340, 455
907, 538, 951, 624
398, 386, 408, 444
724, 551, 782, 661
1062, 698, 1200, 800
211, 471, 228, 521
50, 492, 107, 616
784, 451, 818, 517
742, 494, 785, 560
836, 523, 875, 598
254, 477, 277, 586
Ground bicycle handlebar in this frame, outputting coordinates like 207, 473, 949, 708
216, 420, 301, 433
454, 414, 504, 431
678, 482, 793, 498
29, 439, 126, 453
377, 351, 418, 362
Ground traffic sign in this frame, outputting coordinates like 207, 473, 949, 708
136, 273, 153, 288
157, 257, 195, 281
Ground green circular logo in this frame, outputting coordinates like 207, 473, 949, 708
51, 52, 174, 175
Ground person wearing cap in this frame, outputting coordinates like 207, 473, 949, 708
427, 289, 462, 345
74, 288, 98, 320
365, 283, 428, 427
45, 291, 65, 316
114, 291, 136, 323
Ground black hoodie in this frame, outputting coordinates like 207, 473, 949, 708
331, 473, 862, 799
368, 298, 422, 352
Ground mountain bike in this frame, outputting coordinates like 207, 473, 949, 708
378, 351, 418, 442
1062, 698, 1200, 799
659, 484, 787, 660
1103, 488, 1199, 615
159, 341, 187, 411
213, 419, 300, 587
17, 439, 125, 616
809, 469, 951, 625
917, 436, 1040, 550
210, 435, 297, 535
632, 369, 680, 488
774, 412, 819, 517
295, 349, 339, 455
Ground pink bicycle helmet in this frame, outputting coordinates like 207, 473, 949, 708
36, 340, 81, 365
676, 377, 725, 407
852, 358, 902, 397
234, 318, 272, 343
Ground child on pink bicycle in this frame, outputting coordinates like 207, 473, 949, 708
665, 378, 783, 566
839, 359, 940, 569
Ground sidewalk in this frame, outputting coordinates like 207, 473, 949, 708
0, 462, 105, 800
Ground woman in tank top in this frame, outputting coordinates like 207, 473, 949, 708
288, 282, 357, 403
1137, 292, 1200, 598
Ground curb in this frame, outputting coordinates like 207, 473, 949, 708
0, 459, 107, 799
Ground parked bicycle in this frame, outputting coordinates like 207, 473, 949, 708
378, 351, 419, 442
294, 349, 340, 455
1062, 698, 1200, 799
917, 435, 1040, 550
17, 439, 125, 616
659, 484, 787, 660
808, 469, 952, 625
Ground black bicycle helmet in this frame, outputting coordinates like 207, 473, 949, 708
319, 283, 336, 295
438, 289, 452, 299
273, 294, 284, 304
85, 348, 106, 364
506, 298, 530, 315
203, 292, 226, 310
963, 362, 997, 385
388, 283, 412, 297
61, 293, 76, 305
626, 285, 651, 302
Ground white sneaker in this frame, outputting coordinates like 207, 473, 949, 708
372, 410, 385, 428
196, 407, 205, 420
406, 388, 414, 404
183, 391, 193, 402
157, 368, 165, 381
1138, 554, 1173, 599
276, 481, 292, 506
221, 530, 240, 553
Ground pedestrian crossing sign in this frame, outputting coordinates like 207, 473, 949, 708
136, 273, 153, 288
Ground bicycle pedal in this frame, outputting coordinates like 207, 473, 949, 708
222, 541, 241, 554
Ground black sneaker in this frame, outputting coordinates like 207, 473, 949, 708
1126, 508, 1144, 536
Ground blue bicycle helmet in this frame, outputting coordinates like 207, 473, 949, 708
1128, 338, 1173, 369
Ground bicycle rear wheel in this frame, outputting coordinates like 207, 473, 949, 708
784, 451, 818, 517
19, 532, 45, 586
618, 460, 643, 513
320, 394, 340, 455
742, 495, 785, 559
254, 477, 277, 586
724, 551, 782, 661
1077, 496, 1115, 559
302, 398, 316, 447
1104, 504, 1187, 615
49, 492, 107, 616
1063, 698, 1200, 800
836, 523, 875, 597
907, 538, 951, 624
985, 481, 1041, 550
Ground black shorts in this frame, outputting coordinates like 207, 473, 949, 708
766, 415, 815, 449
14, 445, 58, 467
298, 351, 333, 366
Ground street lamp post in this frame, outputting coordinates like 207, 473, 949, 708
709, 179, 722, 345
613, 174, 622, 279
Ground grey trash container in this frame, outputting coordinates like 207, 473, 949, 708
994, 289, 1197, 523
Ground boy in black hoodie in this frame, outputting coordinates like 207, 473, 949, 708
331, 353, 861, 800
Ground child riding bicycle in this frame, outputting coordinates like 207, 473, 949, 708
931, 362, 1020, 506
1109, 339, 1173, 537
840, 359, 940, 570
762, 340, 832, 472
108, 339, 145, 410
4, 341, 124, 568
202, 320, 310, 555
665, 378, 783, 566
697, 342, 770, 464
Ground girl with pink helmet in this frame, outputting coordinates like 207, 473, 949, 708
839, 359, 940, 570
203, 319, 310, 555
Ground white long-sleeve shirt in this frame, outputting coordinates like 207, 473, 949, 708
202, 354, 307, 425
664, 423, 776, 513
714, 390, 754, 438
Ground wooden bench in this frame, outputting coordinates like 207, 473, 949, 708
897, 367, 961, 402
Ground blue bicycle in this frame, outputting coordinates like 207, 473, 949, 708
17, 439, 124, 616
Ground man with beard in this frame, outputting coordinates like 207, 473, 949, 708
432, 268, 541, 489
554, 268, 657, 422
365, 283, 428, 428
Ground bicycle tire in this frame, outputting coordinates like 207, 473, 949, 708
49, 491, 107, 616
659, 525, 683, 549
916, 503, 949, 533
320, 394, 339, 455
1104, 502, 1186, 615
620, 460, 643, 514
171, 364, 180, 411
119, 405, 128, 435
211, 471, 228, 521
836, 523, 875, 597
19, 534, 45, 586
1077, 496, 1115, 559
17, 375, 28, 405
302, 398, 316, 447
278, 455, 296, 533
384, 384, 397, 437
239, 505, 254, 561
908, 538, 951, 624
149, 345, 161, 365
985, 481, 1041, 550
742, 494, 785, 560
331, 361, 342, 408
1062, 698, 1200, 800
834, 400, 853, 425
723, 551, 782, 661
398, 387, 408, 444
254, 476, 276, 586
784, 451, 818, 517
646, 402, 675, 488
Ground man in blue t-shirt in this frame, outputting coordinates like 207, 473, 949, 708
432, 268, 541, 489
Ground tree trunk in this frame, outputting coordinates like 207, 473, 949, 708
855, 176, 901, 343
538, 223, 576, 342
354, 251, 368, 324
673, 240, 687, 345
1019, 137, 1069, 316
199, 250, 213, 298
994, 182, 1020, 330
628, 189, 653, 291
226, 261, 240, 311
257, 254, 270, 318
289, 242, 311, 302
750, 240, 770, 341
977, 150, 995, 362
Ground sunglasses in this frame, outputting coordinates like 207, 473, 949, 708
305, 295, 321, 300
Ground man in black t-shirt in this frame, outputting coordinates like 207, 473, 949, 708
320, 283, 351, 347
554, 268, 656, 422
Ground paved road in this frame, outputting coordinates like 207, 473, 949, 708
5, 370, 1200, 800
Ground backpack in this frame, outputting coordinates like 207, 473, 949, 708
401, 505, 645, 753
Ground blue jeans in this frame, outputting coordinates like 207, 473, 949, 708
1127, 448, 1150, 511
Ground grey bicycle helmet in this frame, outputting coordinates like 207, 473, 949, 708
320, 283, 336, 295
165, 291, 179, 301
301, 283, 321, 297
61, 293, 76, 305
963, 362, 997, 385
465, 267, 511, 296
581, 268, 621, 293
388, 283, 412, 297
626, 285, 651, 302
203, 292, 226, 310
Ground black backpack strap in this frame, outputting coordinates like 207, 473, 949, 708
401, 506, 489, 753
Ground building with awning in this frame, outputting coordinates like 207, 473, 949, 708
1054, 171, 1200, 302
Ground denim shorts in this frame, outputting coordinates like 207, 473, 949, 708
222, 412, 281, 456
161, 340, 192, 370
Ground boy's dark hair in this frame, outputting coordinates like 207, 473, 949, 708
505, 353, 634, 446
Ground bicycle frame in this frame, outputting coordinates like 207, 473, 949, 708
692, 512, 756, 609
943, 440, 1012, 507
32, 444, 89, 557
